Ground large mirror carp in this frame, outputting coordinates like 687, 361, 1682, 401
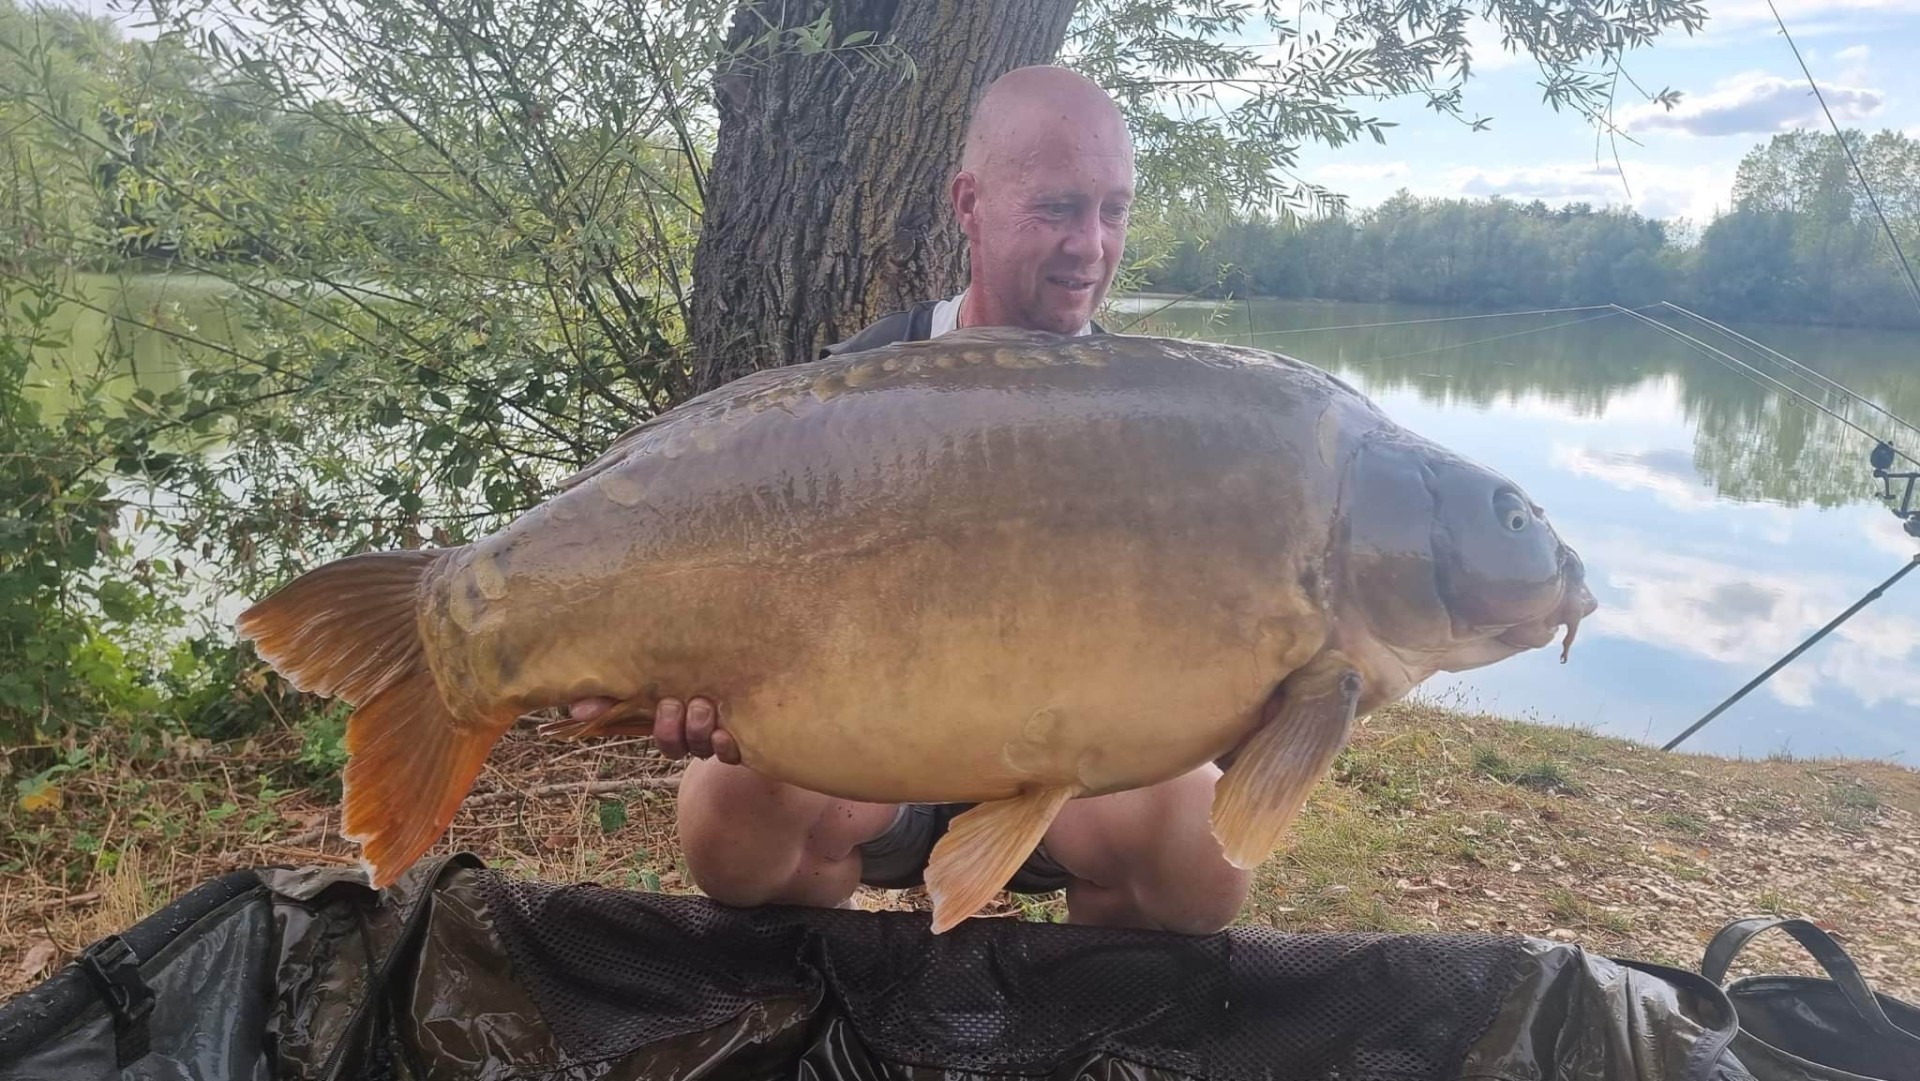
238, 327, 1596, 933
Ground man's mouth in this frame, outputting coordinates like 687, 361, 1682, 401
1046, 274, 1096, 292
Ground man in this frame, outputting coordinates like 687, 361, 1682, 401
567, 65, 1253, 935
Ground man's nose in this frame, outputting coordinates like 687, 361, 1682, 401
1060, 210, 1101, 260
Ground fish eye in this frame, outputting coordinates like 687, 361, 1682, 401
1492, 489, 1530, 533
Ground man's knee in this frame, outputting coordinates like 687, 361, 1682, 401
1050, 768, 1254, 934
675, 758, 897, 909
1130, 771, 1255, 933
675, 759, 792, 905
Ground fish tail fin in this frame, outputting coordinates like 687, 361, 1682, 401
236, 548, 513, 887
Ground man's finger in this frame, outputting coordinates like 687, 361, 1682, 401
711, 729, 741, 766
654, 697, 686, 758
685, 697, 717, 758
570, 697, 616, 724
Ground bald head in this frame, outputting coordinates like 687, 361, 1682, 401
960, 65, 1133, 177
949, 65, 1135, 336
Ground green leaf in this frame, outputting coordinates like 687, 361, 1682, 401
597, 798, 627, 834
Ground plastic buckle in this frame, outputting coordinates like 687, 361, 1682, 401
77, 935, 154, 1067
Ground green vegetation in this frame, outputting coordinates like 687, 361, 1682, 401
1142, 129, 1920, 330
0, 0, 1716, 782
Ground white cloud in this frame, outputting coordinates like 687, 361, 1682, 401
1866, 515, 1920, 558
1496, 374, 1690, 428
1709, 0, 1920, 29
1622, 70, 1883, 137
1425, 159, 1736, 222
1830, 45, 1873, 85
1551, 444, 1718, 510
1582, 536, 1920, 710
1465, 15, 1525, 72
1313, 161, 1411, 183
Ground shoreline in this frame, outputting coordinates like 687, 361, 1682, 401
5, 699, 1915, 1004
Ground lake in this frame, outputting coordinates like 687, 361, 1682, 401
1120, 295, 1920, 765
22, 278, 1920, 763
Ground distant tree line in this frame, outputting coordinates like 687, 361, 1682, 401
1138, 129, 1920, 330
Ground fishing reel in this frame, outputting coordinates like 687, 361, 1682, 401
1872, 441, 1920, 538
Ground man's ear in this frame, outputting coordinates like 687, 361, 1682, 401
951, 170, 980, 241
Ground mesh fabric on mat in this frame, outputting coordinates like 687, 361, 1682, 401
478, 871, 1523, 1081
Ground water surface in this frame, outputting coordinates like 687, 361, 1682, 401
1120, 296, 1920, 763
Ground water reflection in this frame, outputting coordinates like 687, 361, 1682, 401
1128, 298, 1916, 514
1133, 297, 1920, 762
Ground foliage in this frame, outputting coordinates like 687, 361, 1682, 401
1066, 0, 1706, 227
0, 272, 187, 751
1142, 192, 1679, 310
2, 0, 742, 610
1141, 129, 1920, 331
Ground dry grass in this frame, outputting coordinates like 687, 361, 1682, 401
5, 700, 1918, 1006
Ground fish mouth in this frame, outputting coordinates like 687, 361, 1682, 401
1495, 545, 1598, 662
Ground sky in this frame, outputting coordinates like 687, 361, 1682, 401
1287, 0, 1920, 224
46, 0, 1920, 226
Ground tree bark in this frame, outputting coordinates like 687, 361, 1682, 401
686, 0, 1077, 396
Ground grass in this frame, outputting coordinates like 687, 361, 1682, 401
4, 699, 1919, 1005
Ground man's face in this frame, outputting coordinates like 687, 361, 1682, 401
953, 120, 1134, 335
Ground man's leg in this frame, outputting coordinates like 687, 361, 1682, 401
1037, 765, 1254, 935
675, 755, 902, 909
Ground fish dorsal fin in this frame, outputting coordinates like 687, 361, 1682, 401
551, 327, 1070, 495
934, 325, 1070, 347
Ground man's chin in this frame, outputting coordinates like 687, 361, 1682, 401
1032, 298, 1097, 333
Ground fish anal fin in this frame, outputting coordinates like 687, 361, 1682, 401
1210, 651, 1362, 871
538, 697, 656, 741
924, 785, 1080, 934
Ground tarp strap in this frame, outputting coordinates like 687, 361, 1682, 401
75, 935, 154, 1068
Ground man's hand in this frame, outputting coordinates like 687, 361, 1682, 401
568, 695, 740, 764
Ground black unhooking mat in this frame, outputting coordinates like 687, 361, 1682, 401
0, 852, 1752, 1081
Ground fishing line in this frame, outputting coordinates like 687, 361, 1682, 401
1609, 305, 1920, 469
1363, 309, 1629, 362
1765, 0, 1920, 315
1656, 302, 1920, 446
1162, 304, 1618, 342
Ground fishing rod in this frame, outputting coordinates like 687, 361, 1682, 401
1606, 305, 1920, 469
1663, 555, 1920, 752
1654, 301, 1920, 447
1616, 304, 1920, 536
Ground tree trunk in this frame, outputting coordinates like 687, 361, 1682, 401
686, 0, 1077, 396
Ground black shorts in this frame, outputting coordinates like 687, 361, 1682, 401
855, 802, 1074, 895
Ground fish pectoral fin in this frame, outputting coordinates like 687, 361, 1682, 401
923, 784, 1080, 935
1209, 651, 1363, 871
538, 698, 656, 741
